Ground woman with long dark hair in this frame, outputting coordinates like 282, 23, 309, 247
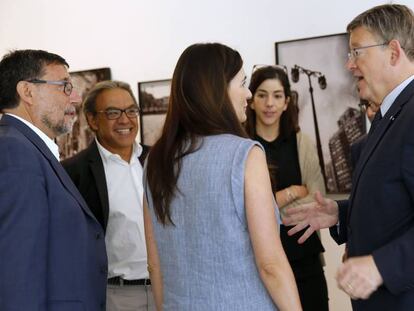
144, 44, 301, 310
245, 65, 328, 311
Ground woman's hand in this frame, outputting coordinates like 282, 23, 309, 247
289, 185, 308, 200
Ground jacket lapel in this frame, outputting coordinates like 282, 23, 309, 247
1, 115, 96, 219
349, 80, 414, 216
87, 141, 110, 229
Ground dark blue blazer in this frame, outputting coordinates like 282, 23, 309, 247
330, 80, 414, 310
0, 115, 107, 311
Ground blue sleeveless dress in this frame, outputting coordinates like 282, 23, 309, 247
145, 134, 279, 310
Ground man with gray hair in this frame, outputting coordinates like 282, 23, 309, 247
283, 4, 414, 310
62, 80, 154, 311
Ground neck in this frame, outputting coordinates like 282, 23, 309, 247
256, 121, 280, 142
3, 104, 56, 138
98, 140, 134, 163
3, 105, 32, 123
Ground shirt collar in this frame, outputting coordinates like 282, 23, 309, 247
380, 75, 414, 117
95, 137, 142, 164
5, 113, 60, 160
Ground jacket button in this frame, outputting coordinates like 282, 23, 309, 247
96, 232, 102, 240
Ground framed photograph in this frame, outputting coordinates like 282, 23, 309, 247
138, 79, 171, 145
56, 67, 111, 160
275, 34, 365, 193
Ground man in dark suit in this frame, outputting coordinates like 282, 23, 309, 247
283, 4, 414, 310
0, 50, 107, 310
62, 81, 153, 311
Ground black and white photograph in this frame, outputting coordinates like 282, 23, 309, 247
276, 33, 364, 193
138, 79, 171, 145
56, 67, 111, 160
138, 79, 171, 115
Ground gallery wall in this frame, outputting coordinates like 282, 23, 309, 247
2, 0, 412, 99
1, 1, 414, 310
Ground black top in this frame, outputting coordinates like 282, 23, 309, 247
255, 133, 324, 278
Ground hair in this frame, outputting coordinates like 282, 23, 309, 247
245, 66, 299, 140
82, 80, 137, 116
146, 42, 247, 225
0, 49, 68, 111
347, 4, 414, 60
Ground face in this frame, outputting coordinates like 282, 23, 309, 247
30, 63, 80, 138
346, 26, 391, 104
87, 88, 139, 156
250, 78, 288, 129
228, 68, 252, 122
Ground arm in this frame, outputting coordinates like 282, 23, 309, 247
275, 185, 308, 208
276, 133, 324, 211
245, 146, 302, 311
143, 199, 163, 311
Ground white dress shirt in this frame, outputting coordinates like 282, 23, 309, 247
96, 138, 148, 280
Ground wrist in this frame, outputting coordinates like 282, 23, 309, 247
285, 187, 296, 202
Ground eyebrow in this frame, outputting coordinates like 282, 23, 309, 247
105, 105, 138, 110
256, 88, 284, 93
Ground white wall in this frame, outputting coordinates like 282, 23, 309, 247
2, 1, 414, 310
2, 0, 413, 98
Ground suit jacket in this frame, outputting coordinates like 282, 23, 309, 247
0, 115, 107, 311
61, 139, 149, 232
330, 80, 414, 310
350, 134, 367, 171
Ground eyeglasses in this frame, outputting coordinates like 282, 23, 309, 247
96, 107, 140, 120
252, 64, 288, 74
347, 42, 388, 60
25, 79, 74, 96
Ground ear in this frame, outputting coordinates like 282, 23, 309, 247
249, 101, 255, 110
16, 81, 34, 104
283, 96, 290, 111
86, 112, 98, 131
388, 39, 403, 66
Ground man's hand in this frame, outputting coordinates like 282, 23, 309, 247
336, 255, 383, 300
282, 191, 339, 243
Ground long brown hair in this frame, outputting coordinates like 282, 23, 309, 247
146, 43, 247, 225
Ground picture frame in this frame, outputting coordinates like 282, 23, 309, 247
138, 79, 171, 146
56, 67, 111, 160
275, 33, 365, 193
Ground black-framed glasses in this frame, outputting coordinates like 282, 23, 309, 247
347, 42, 388, 60
252, 64, 288, 74
25, 79, 73, 96
96, 107, 140, 120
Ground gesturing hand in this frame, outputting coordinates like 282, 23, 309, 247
282, 191, 339, 244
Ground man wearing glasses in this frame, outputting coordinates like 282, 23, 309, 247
0, 49, 107, 310
62, 80, 154, 311
283, 4, 414, 311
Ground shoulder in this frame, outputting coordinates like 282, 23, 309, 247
61, 142, 97, 169
139, 144, 150, 164
0, 128, 45, 173
206, 134, 261, 148
296, 131, 312, 144
296, 131, 316, 151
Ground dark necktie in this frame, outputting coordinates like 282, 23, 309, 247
368, 111, 382, 135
